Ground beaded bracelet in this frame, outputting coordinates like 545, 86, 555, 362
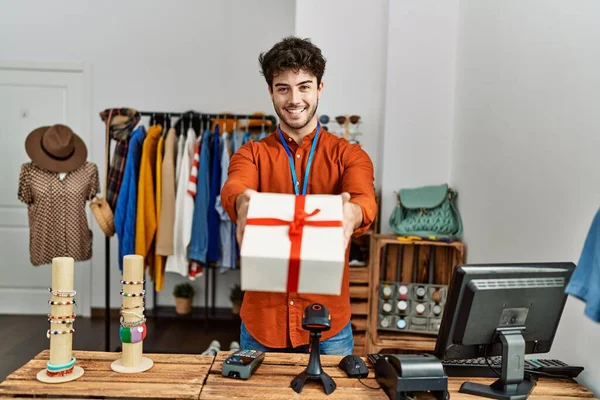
48, 287, 77, 297
47, 328, 75, 338
47, 313, 77, 320
46, 356, 76, 372
120, 290, 145, 297
46, 366, 74, 377
48, 318, 75, 324
48, 299, 76, 306
120, 280, 145, 285
120, 316, 146, 328
119, 323, 147, 344
121, 302, 144, 310
120, 308, 145, 319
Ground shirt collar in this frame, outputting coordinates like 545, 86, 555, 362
278, 125, 318, 148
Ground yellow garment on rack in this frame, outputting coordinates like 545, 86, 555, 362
135, 125, 162, 273
154, 134, 165, 291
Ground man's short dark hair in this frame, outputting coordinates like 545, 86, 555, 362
259, 36, 327, 88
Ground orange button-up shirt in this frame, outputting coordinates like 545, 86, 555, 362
221, 126, 377, 348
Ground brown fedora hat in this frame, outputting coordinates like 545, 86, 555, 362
25, 124, 87, 173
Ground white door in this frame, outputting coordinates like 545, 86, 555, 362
0, 62, 92, 316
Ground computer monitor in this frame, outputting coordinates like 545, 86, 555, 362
434, 262, 575, 400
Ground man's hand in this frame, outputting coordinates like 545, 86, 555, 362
235, 189, 257, 246
341, 192, 363, 251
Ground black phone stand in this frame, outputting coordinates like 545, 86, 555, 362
291, 329, 336, 395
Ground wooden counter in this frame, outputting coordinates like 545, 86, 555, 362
0, 350, 596, 399
0, 349, 213, 399
201, 352, 387, 399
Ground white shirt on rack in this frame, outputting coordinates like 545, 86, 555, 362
166, 127, 197, 277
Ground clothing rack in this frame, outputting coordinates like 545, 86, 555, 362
103, 109, 277, 351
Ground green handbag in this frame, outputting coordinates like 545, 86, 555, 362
389, 183, 463, 239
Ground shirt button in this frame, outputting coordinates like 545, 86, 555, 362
296, 181, 299, 186
288, 138, 292, 141
290, 301, 295, 306
296, 154, 300, 158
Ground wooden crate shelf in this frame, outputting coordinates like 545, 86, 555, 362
349, 267, 369, 284
367, 234, 466, 352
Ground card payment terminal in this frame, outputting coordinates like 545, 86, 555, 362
222, 349, 265, 380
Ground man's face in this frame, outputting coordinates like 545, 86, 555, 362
269, 68, 323, 131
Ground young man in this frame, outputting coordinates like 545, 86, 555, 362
221, 36, 377, 355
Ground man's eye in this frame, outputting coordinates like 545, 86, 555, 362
300, 85, 310, 90
278, 88, 288, 93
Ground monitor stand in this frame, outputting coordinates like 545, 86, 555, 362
460, 329, 536, 400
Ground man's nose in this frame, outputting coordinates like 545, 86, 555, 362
289, 88, 301, 104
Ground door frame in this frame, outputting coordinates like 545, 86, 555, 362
0, 60, 94, 317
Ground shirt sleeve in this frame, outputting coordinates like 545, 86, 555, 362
17, 164, 33, 205
88, 163, 100, 201
340, 144, 377, 236
220, 143, 259, 224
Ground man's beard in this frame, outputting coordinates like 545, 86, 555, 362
274, 100, 318, 130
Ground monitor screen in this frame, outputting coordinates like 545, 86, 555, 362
434, 262, 575, 360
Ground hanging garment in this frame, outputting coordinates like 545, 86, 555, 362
188, 128, 211, 266
134, 125, 162, 271
18, 162, 100, 266
241, 130, 251, 146
257, 130, 268, 140
215, 132, 233, 269
154, 132, 165, 291
114, 125, 146, 271
99, 108, 140, 210
156, 128, 177, 255
565, 209, 600, 323
165, 127, 197, 277
207, 125, 222, 263
174, 133, 185, 187
187, 136, 201, 198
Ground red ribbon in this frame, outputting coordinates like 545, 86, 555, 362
246, 195, 343, 292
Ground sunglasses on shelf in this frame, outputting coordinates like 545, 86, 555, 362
335, 115, 361, 125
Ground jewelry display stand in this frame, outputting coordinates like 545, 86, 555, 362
111, 255, 153, 373
37, 257, 84, 383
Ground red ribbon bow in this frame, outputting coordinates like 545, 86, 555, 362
246, 195, 342, 292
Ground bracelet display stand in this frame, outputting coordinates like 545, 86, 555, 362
37, 257, 84, 383
111, 255, 153, 373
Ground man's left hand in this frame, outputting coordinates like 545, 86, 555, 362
341, 192, 363, 250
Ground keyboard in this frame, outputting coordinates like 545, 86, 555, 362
367, 354, 583, 378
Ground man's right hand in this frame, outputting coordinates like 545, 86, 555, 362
235, 189, 257, 246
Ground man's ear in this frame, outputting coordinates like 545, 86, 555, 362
317, 80, 324, 99
268, 84, 273, 97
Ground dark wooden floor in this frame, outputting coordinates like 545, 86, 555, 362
0, 313, 241, 381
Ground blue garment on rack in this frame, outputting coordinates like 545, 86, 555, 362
188, 128, 211, 264
207, 125, 222, 262
232, 130, 240, 153
114, 125, 146, 271
565, 209, 600, 323
241, 130, 251, 145
257, 130, 268, 140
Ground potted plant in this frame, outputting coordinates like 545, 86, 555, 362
230, 284, 244, 315
173, 283, 195, 315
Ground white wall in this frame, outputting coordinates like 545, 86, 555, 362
0, 0, 296, 311
295, 0, 388, 187
452, 0, 600, 393
379, 0, 459, 233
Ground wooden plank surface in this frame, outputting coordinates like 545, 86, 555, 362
349, 285, 369, 299
201, 351, 387, 399
349, 267, 369, 284
0, 350, 214, 399
201, 352, 595, 399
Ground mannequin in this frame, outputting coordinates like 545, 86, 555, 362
18, 124, 99, 266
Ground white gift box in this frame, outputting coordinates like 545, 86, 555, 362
240, 192, 345, 295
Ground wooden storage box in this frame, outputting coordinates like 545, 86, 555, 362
367, 234, 465, 354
